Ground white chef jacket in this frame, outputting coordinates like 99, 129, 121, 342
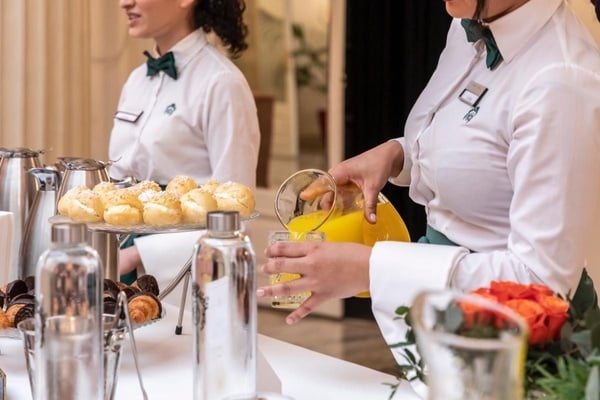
370, 0, 600, 358
108, 29, 260, 305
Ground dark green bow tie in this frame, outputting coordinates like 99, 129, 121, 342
144, 50, 178, 80
461, 19, 503, 70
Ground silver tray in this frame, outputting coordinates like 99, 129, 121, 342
49, 212, 259, 234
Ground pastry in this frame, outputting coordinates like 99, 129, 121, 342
130, 180, 162, 203
165, 175, 197, 196
122, 286, 140, 299
0, 309, 10, 329
14, 304, 34, 327
2, 279, 28, 304
213, 181, 256, 217
68, 189, 104, 222
197, 179, 221, 195
180, 188, 218, 224
103, 188, 143, 226
132, 275, 160, 296
142, 191, 182, 225
104, 279, 120, 299
92, 181, 118, 206
103, 297, 117, 315
57, 185, 88, 216
6, 303, 25, 327
128, 293, 162, 324
0, 289, 5, 310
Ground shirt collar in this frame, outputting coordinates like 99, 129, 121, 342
151, 29, 208, 72
487, 0, 562, 65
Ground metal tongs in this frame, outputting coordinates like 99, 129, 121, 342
113, 291, 149, 400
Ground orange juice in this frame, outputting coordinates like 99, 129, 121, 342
287, 201, 410, 245
286, 199, 410, 298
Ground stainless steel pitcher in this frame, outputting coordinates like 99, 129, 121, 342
56, 157, 119, 281
0, 147, 43, 280
20, 167, 61, 278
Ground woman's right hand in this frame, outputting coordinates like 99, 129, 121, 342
329, 140, 404, 223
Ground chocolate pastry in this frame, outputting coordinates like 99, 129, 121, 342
9, 293, 35, 305
6, 304, 25, 327
132, 274, 160, 296
122, 286, 140, 299
128, 292, 162, 324
24, 276, 35, 291
103, 297, 118, 315
103, 279, 120, 299
117, 281, 128, 291
3, 280, 28, 303
14, 304, 34, 327
0, 289, 5, 310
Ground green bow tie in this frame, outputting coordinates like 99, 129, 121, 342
144, 50, 178, 80
461, 19, 503, 70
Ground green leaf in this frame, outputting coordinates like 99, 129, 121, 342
585, 365, 600, 400
571, 269, 599, 317
572, 330, 593, 354
592, 324, 600, 353
395, 306, 410, 317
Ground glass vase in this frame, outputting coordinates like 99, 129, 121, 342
411, 290, 529, 400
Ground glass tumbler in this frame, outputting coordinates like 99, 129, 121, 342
411, 290, 529, 400
268, 230, 325, 309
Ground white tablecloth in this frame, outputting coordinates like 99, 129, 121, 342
0, 304, 420, 400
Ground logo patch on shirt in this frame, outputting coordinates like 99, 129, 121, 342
463, 106, 480, 123
165, 103, 176, 115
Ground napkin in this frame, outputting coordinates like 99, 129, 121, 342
0, 211, 14, 284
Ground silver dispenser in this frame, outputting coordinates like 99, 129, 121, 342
0, 147, 43, 280
192, 211, 257, 400
20, 168, 61, 278
35, 222, 103, 400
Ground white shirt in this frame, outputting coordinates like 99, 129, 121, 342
370, 0, 600, 356
108, 30, 260, 305
108, 29, 260, 189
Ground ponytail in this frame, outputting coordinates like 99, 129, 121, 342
193, 0, 249, 58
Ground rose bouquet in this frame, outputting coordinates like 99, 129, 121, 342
389, 269, 600, 399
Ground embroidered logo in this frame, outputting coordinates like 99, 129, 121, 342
463, 106, 480, 123
165, 103, 176, 115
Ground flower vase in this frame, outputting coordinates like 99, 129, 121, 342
411, 290, 529, 400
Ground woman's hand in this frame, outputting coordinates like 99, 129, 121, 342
329, 140, 404, 223
119, 245, 143, 275
257, 241, 372, 324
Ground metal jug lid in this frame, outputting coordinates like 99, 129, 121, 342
59, 157, 108, 171
0, 147, 43, 158
207, 211, 240, 232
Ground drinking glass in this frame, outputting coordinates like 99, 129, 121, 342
411, 290, 528, 400
17, 315, 126, 400
268, 230, 325, 309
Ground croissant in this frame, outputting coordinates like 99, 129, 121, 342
14, 304, 34, 327
128, 293, 162, 324
0, 309, 10, 329
6, 304, 24, 327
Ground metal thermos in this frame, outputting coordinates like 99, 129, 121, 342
56, 157, 119, 280
20, 168, 61, 278
0, 147, 43, 280
35, 222, 104, 400
192, 211, 257, 400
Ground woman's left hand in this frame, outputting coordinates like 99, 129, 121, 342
257, 241, 372, 324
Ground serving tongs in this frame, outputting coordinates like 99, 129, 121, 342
111, 291, 149, 400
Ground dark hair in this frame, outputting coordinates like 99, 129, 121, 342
473, 0, 487, 21
593, 0, 600, 22
193, 0, 249, 58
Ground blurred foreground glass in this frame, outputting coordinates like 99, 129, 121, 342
411, 290, 528, 400
268, 231, 325, 309
17, 315, 125, 400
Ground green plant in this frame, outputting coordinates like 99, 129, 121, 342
291, 23, 327, 93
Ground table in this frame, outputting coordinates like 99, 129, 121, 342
0, 304, 421, 400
